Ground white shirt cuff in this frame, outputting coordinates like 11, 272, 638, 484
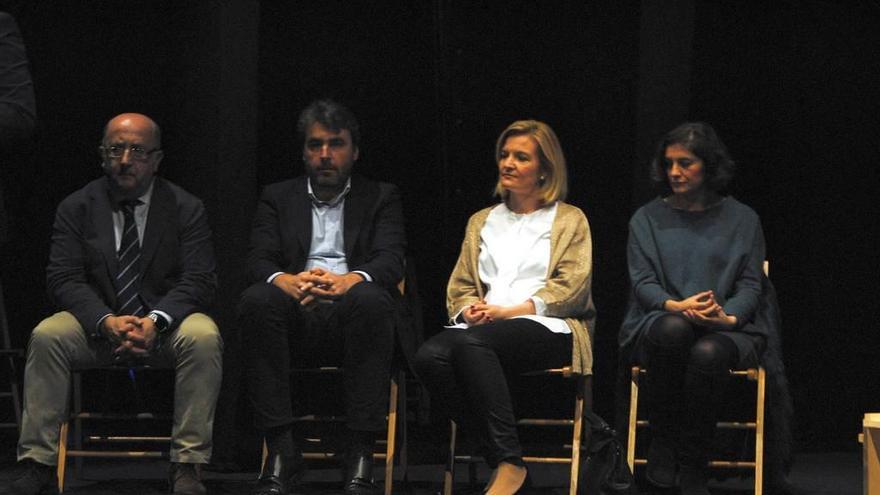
530, 296, 547, 316
352, 270, 372, 282
450, 307, 466, 325
267, 272, 285, 284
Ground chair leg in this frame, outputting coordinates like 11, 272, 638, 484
398, 371, 408, 483
57, 421, 68, 493
10, 357, 21, 429
0, 281, 23, 431
569, 383, 585, 495
73, 372, 84, 477
384, 373, 399, 495
260, 438, 268, 477
2, 352, 21, 430
754, 367, 766, 495
444, 420, 457, 495
626, 367, 640, 472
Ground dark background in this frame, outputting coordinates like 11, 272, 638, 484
0, 0, 877, 463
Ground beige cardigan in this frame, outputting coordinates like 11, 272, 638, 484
446, 202, 597, 375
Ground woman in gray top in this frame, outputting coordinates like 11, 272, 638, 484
620, 122, 767, 495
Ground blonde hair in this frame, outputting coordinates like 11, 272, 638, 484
493, 120, 568, 204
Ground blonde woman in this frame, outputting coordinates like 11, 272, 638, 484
413, 120, 596, 495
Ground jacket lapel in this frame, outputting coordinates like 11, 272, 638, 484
343, 178, 366, 260
292, 179, 313, 258
92, 182, 119, 278
140, 179, 172, 277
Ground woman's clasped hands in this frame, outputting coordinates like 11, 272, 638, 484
666, 290, 737, 330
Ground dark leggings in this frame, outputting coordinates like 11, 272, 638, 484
636, 313, 739, 467
412, 319, 572, 467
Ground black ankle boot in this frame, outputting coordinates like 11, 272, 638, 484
679, 465, 710, 495
645, 436, 677, 488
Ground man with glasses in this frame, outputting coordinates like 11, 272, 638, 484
238, 99, 408, 495
5, 113, 222, 495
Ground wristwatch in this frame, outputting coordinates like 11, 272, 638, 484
147, 312, 170, 334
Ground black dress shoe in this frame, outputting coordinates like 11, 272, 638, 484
169, 463, 207, 495
342, 449, 379, 495
5, 459, 54, 495
679, 465, 710, 495
254, 450, 306, 495
766, 472, 797, 495
645, 436, 677, 488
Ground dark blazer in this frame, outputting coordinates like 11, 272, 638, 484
246, 174, 413, 357
46, 176, 216, 333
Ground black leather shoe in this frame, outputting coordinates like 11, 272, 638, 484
169, 463, 207, 495
679, 465, 710, 495
5, 459, 54, 495
645, 436, 677, 488
254, 450, 306, 495
766, 472, 797, 495
342, 449, 379, 495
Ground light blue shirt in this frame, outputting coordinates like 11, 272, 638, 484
267, 178, 372, 283
304, 178, 350, 274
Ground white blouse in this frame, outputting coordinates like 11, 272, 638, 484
450, 202, 571, 334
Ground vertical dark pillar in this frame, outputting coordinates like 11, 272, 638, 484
633, 0, 695, 205
176, 0, 260, 465
213, 0, 260, 466
210, 0, 260, 314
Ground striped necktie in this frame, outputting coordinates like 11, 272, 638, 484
115, 201, 144, 316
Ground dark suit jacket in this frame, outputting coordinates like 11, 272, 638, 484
46, 177, 216, 333
246, 174, 414, 358
0, 12, 37, 245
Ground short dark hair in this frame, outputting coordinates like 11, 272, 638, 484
649, 122, 736, 195
296, 99, 360, 149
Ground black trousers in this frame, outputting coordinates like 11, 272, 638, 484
238, 281, 395, 432
635, 313, 757, 467
413, 319, 572, 467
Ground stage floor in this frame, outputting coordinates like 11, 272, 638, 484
0, 451, 862, 494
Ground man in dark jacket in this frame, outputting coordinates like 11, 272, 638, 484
7, 113, 222, 495
238, 99, 407, 495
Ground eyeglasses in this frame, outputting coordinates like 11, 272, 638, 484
102, 144, 161, 160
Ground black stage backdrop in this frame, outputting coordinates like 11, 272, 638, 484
0, 0, 876, 462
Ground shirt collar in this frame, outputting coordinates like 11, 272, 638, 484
109, 179, 155, 210
307, 177, 351, 207
137, 180, 155, 208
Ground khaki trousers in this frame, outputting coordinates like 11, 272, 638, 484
17, 311, 223, 465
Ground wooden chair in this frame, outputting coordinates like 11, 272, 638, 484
625, 365, 766, 494
260, 367, 406, 495
443, 367, 592, 495
0, 281, 23, 431
56, 365, 172, 493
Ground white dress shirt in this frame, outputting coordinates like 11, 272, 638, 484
451, 202, 571, 334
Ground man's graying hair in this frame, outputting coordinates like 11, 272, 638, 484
297, 99, 360, 148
